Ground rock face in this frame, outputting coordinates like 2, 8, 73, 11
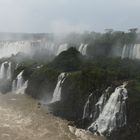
68, 126, 106, 140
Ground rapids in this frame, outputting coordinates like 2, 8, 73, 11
0, 93, 105, 140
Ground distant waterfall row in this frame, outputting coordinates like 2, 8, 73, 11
0, 40, 89, 59
2, 40, 140, 60
0, 40, 68, 58
0, 41, 32, 58
121, 44, 140, 59
83, 83, 128, 136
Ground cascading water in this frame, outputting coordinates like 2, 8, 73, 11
12, 80, 17, 92
92, 87, 111, 121
82, 87, 111, 121
78, 44, 88, 55
87, 83, 128, 136
50, 73, 67, 103
121, 44, 140, 59
57, 44, 68, 55
12, 70, 28, 94
82, 93, 93, 119
78, 44, 84, 53
16, 71, 24, 89
0, 62, 7, 79
0, 40, 60, 59
0, 61, 12, 80
7, 62, 12, 80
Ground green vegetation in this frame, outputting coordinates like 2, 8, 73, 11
26, 66, 59, 100
24, 48, 140, 124
49, 47, 83, 72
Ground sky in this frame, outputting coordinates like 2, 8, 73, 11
0, 0, 140, 33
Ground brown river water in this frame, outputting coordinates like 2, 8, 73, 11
0, 93, 106, 140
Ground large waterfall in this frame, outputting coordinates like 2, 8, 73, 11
78, 44, 88, 55
121, 44, 140, 59
0, 61, 12, 80
83, 83, 128, 136
50, 73, 67, 103
12, 71, 28, 94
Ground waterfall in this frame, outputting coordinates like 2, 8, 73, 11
16, 71, 24, 89
121, 45, 127, 59
56, 44, 68, 55
7, 62, 12, 80
88, 83, 128, 135
12, 80, 17, 92
82, 93, 93, 119
78, 44, 88, 55
51, 73, 67, 103
121, 44, 140, 59
12, 70, 28, 94
0, 62, 7, 79
0, 61, 12, 80
93, 87, 111, 121
78, 44, 84, 53
82, 44, 88, 55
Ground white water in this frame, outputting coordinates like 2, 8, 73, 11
12, 71, 28, 94
0, 62, 7, 79
0, 40, 62, 59
7, 62, 12, 80
121, 44, 140, 59
88, 83, 128, 135
0, 62, 12, 80
12, 80, 16, 92
83, 93, 93, 119
57, 44, 68, 55
0, 41, 32, 58
51, 73, 67, 103
78, 44, 88, 55
94, 87, 111, 117
16, 71, 24, 89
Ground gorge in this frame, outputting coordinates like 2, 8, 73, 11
0, 32, 139, 140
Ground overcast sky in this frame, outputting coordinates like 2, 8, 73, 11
0, 0, 140, 33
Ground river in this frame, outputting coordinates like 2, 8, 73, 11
0, 93, 106, 140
